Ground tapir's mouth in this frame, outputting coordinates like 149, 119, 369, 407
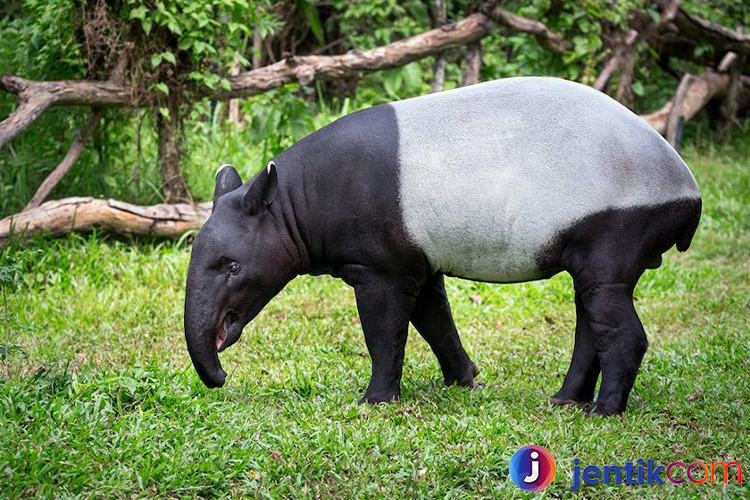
216, 310, 241, 352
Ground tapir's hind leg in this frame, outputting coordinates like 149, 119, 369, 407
410, 273, 479, 387
563, 240, 648, 416
581, 281, 647, 416
551, 198, 699, 415
550, 291, 601, 405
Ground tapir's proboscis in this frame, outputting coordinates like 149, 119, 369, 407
184, 77, 701, 416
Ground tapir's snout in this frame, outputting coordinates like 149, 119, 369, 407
184, 323, 227, 388
184, 287, 228, 388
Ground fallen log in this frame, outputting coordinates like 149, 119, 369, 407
0, 197, 211, 248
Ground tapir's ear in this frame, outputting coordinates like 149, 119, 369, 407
213, 164, 243, 209
243, 161, 278, 215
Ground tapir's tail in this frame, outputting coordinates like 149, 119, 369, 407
675, 197, 702, 252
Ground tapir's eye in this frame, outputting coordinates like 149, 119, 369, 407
228, 262, 241, 275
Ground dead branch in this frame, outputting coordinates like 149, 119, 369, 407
221, 13, 496, 98
486, 6, 572, 54
0, 197, 211, 247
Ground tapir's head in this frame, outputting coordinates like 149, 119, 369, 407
184, 163, 294, 388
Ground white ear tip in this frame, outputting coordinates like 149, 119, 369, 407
216, 164, 234, 177
266, 160, 275, 173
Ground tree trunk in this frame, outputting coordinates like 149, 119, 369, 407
429, 0, 448, 92
252, 23, 263, 69
461, 42, 482, 86
157, 96, 188, 203
227, 58, 243, 127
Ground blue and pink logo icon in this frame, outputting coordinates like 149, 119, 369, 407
509, 445, 557, 491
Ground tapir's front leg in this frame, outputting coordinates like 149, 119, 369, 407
349, 269, 419, 404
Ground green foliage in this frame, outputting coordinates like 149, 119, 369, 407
0, 0, 85, 79
123, 0, 279, 93
0, 137, 747, 497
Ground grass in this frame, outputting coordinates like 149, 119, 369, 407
1, 134, 748, 499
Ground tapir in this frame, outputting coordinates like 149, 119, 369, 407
184, 77, 701, 416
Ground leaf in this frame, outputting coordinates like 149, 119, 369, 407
161, 51, 176, 65
219, 78, 232, 91
151, 53, 163, 69
167, 20, 182, 36
158, 107, 170, 119
299, 0, 325, 45
102, 175, 118, 189
156, 83, 169, 95
129, 6, 148, 20
178, 38, 193, 51
632, 81, 645, 97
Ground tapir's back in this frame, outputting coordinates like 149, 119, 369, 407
390, 77, 700, 282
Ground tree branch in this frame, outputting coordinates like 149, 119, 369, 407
0, 76, 130, 149
219, 12, 497, 99
486, 6, 572, 54
667, 4, 750, 55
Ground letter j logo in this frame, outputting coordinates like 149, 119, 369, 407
510, 445, 556, 491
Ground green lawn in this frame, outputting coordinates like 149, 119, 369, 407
1, 137, 748, 499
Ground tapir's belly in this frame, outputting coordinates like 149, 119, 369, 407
392, 78, 700, 283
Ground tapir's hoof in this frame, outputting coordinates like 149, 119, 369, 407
359, 393, 400, 405
549, 395, 592, 406
587, 403, 624, 417
444, 361, 481, 388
